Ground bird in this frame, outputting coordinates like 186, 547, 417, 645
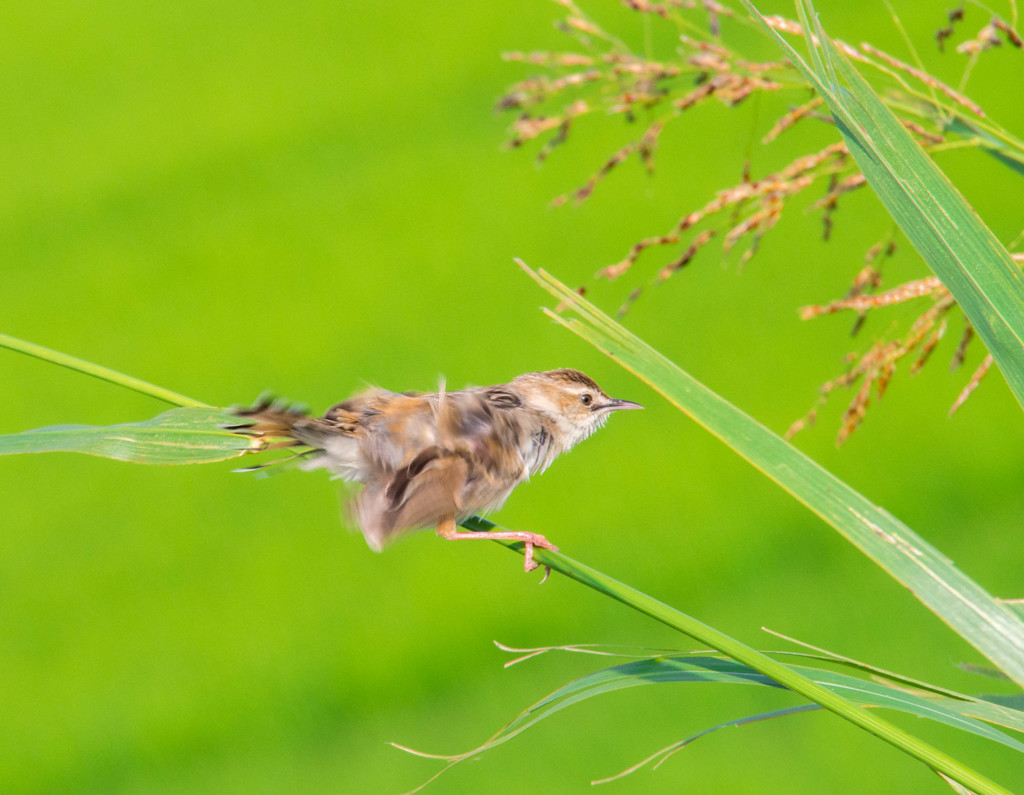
229, 369, 642, 572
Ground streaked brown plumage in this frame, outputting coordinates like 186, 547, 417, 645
232, 369, 642, 571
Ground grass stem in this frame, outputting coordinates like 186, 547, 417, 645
465, 517, 1011, 795
0, 333, 206, 408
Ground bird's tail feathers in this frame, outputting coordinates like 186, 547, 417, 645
226, 393, 327, 475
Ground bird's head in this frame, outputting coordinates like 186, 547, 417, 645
512, 368, 643, 450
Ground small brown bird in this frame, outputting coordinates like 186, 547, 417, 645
232, 369, 642, 571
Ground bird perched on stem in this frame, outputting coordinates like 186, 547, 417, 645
230, 369, 642, 572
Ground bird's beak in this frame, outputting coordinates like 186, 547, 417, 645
603, 398, 644, 411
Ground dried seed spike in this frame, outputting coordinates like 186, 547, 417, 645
843, 259, 884, 337
935, 7, 963, 52
606, 140, 847, 288
763, 14, 803, 35
993, 18, 1023, 47
895, 293, 956, 358
861, 42, 985, 116
510, 114, 563, 145
785, 401, 820, 439
957, 22, 1004, 54
658, 229, 717, 281
569, 139, 637, 204
761, 15, 869, 61
901, 120, 945, 145
737, 59, 788, 73
619, 0, 670, 19
911, 318, 947, 375
599, 259, 635, 281
800, 276, 944, 319
566, 16, 602, 35
800, 287, 955, 442
679, 35, 731, 59
617, 286, 645, 318
609, 56, 680, 78
689, 51, 732, 72
724, 198, 783, 256
812, 174, 867, 211
763, 97, 825, 143
950, 322, 975, 371
876, 361, 897, 399
779, 141, 848, 181
501, 50, 595, 67
838, 373, 876, 446
950, 354, 993, 415
637, 121, 665, 173
674, 80, 718, 111
848, 263, 882, 297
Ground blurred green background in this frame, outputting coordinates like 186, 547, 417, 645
2, 1, 1023, 792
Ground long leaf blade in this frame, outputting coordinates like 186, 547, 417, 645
523, 264, 1024, 688
401, 656, 1024, 784
0, 407, 257, 464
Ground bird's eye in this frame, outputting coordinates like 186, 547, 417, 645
580, 393, 593, 406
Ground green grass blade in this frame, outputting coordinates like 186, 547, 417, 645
954, 697, 1024, 735
1005, 601, 1024, 620
0, 407, 257, 464
885, 94, 1024, 178
520, 264, 1024, 690
744, 0, 1024, 411
401, 653, 1022, 787
501, 638, 977, 702
946, 116, 1024, 178
0, 332, 206, 408
503, 641, 1024, 736
461, 517, 1010, 795
529, 657, 1024, 754
592, 704, 824, 785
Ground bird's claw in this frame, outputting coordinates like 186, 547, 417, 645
522, 533, 558, 575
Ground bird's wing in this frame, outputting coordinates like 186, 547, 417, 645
355, 446, 470, 550
355, 389, 533, 547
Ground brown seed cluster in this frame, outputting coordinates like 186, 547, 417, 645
502, 1, 1016, 436
800, 276, 945, 319
762, 97, 824, 143
598, 141, 850, 292
790, 265, 997, 442
950, 354, 994, 415
500, 4, 790, 205
789, 283, 959, 445
935, 7, 966, 52
956, 18, 1022, 54
936, 7, 1022, 52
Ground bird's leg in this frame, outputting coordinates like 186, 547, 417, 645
435, 517, 558, 573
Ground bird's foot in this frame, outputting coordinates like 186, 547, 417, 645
436, 520, 558, 575
519, 532, 558, 573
